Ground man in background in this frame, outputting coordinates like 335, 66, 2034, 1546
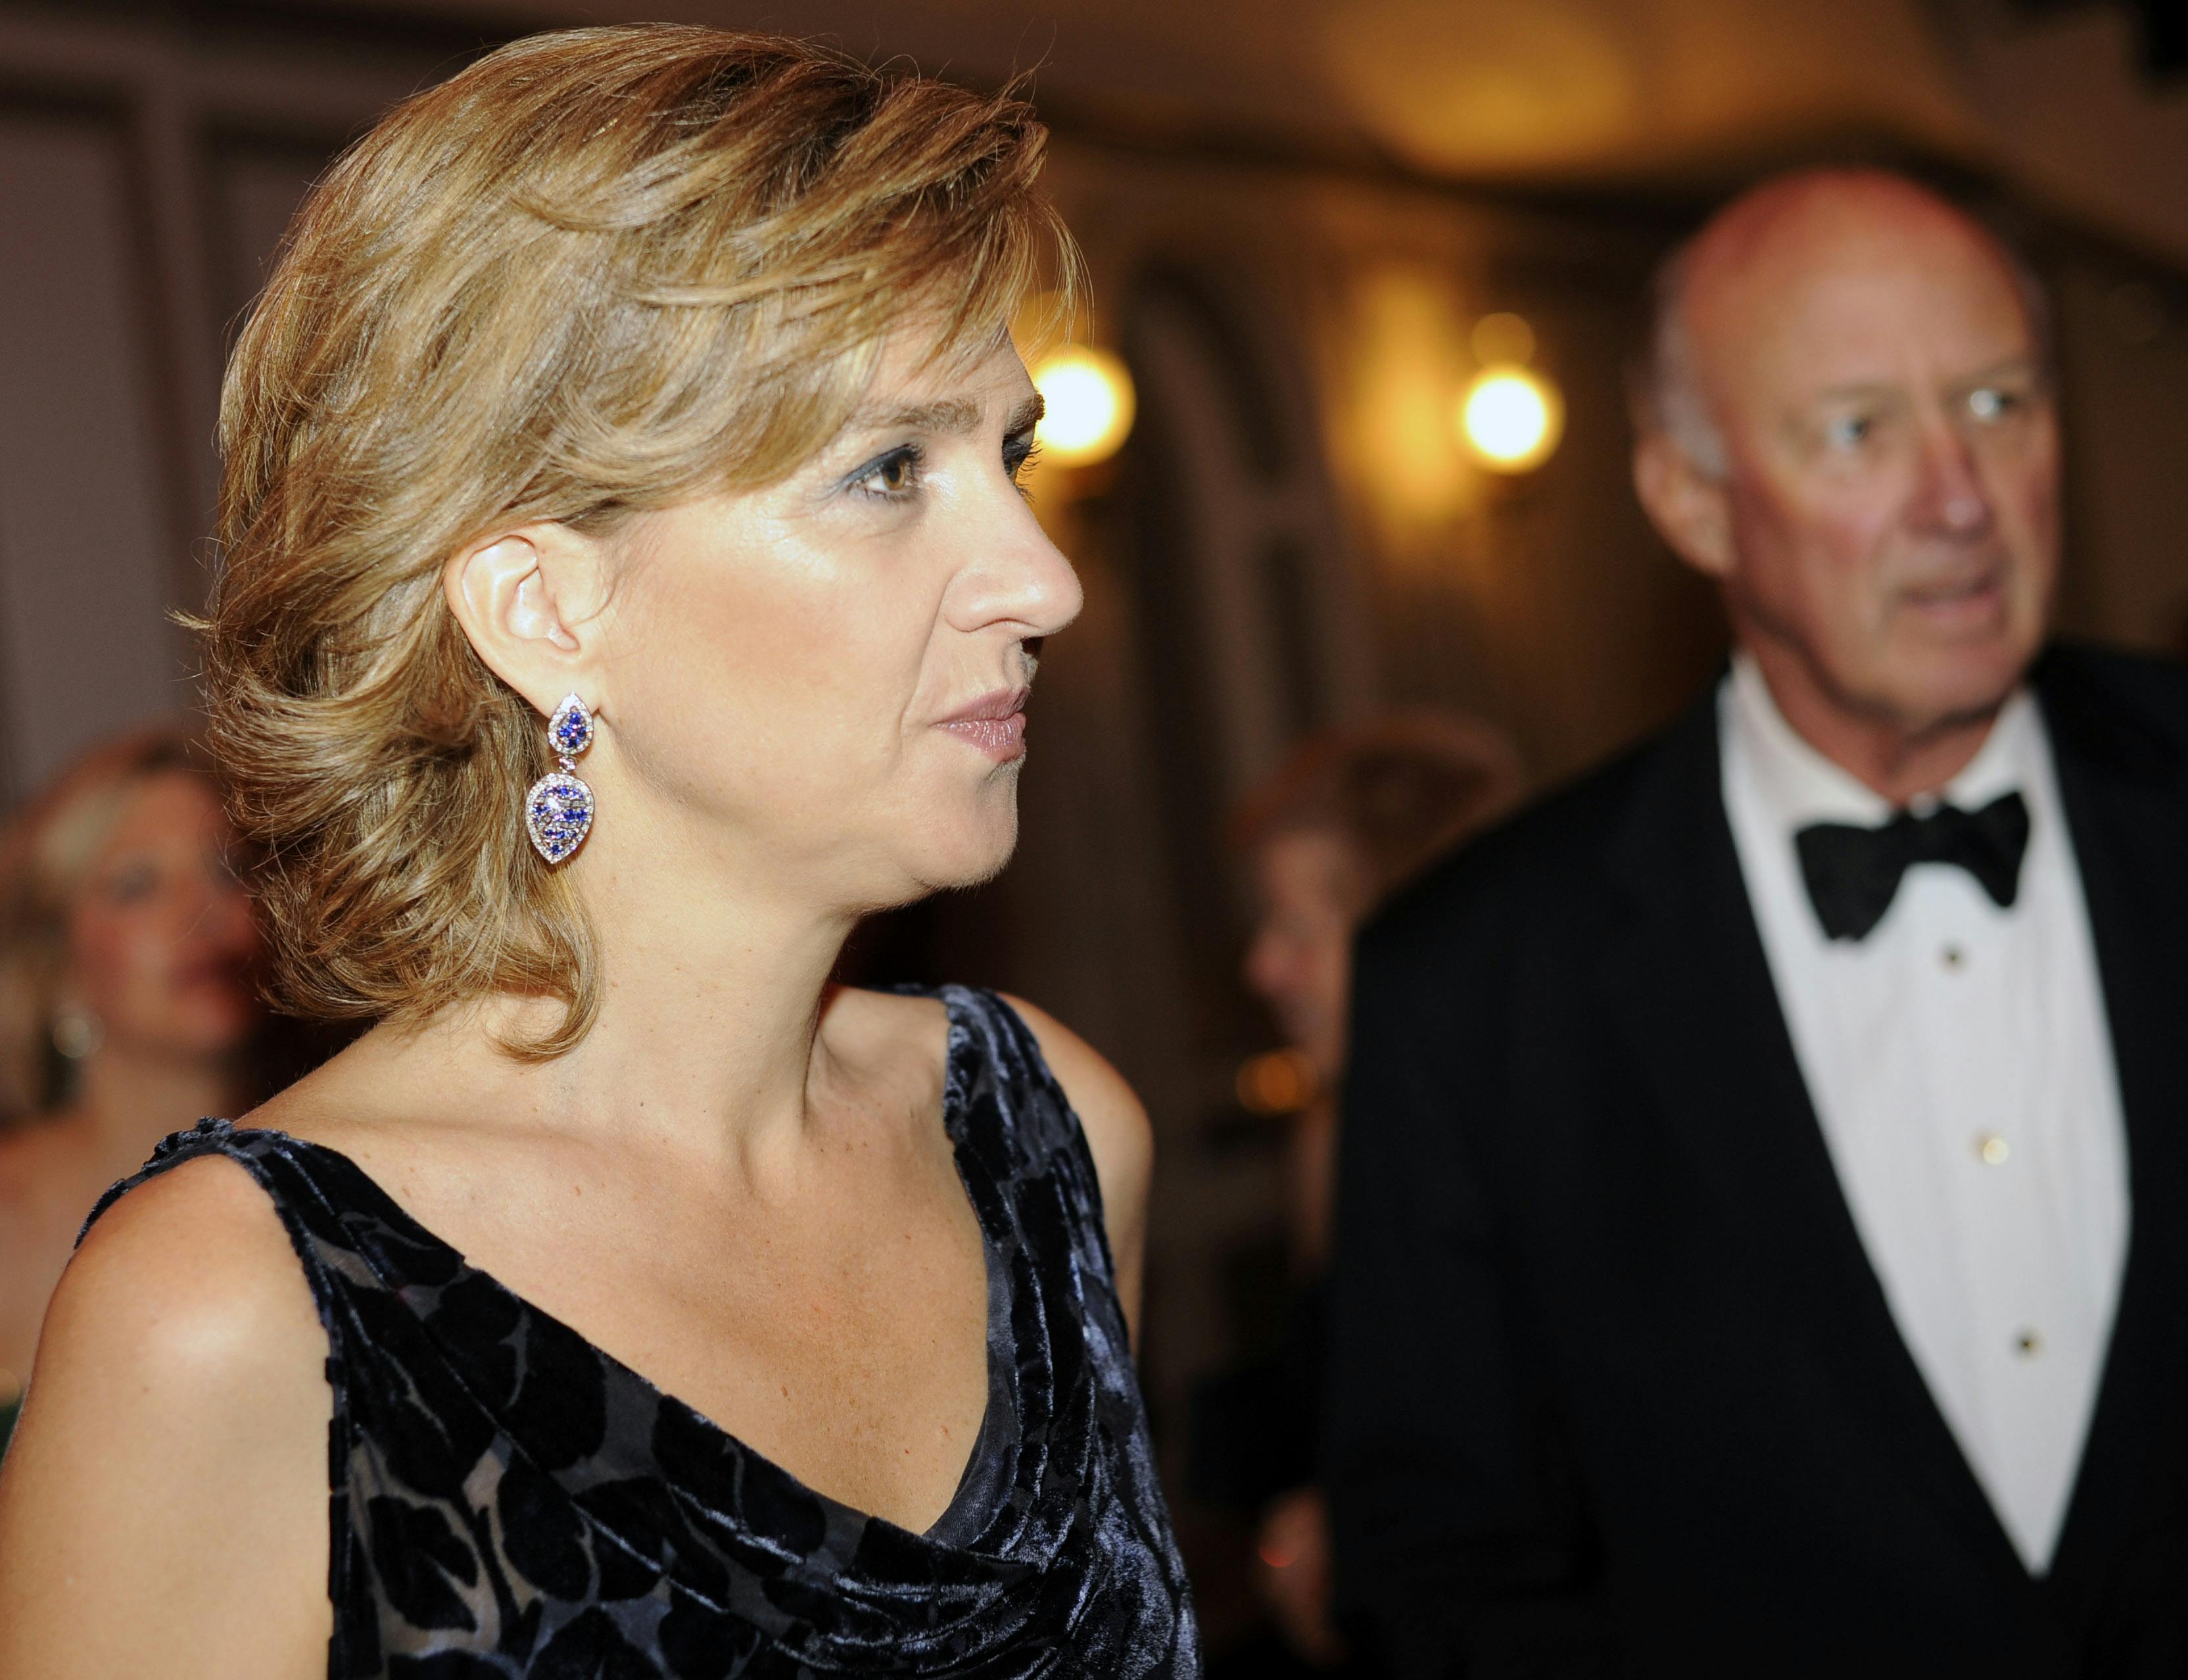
1326, 168, 2188, 1675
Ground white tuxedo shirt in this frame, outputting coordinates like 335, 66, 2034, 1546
1719, 654, 2128, 1570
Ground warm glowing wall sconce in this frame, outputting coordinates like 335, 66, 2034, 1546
1460, 370, 1563, 471
1032, 345, 1137, 468
1454, 312, 1563, 473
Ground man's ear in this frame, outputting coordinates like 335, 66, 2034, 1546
1632, 430, 1735, 581
442, 523, 606, 720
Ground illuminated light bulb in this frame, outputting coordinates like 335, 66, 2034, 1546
1032, 345, 1137, 468
1458, 364, 1564, 473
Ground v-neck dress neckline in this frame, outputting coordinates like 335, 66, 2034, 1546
85, 984, 1199, 1677
216, 986, 1012, 1547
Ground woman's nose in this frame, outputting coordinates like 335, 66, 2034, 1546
948, 497, 1084, 638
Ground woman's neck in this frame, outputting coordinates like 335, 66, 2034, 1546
410, 838, 872, 1174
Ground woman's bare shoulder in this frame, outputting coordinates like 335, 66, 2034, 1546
33, 1163, 328, 1435
0, 1155, 334, 1675
59, 1155, 319, 1347
7, 1149, 330, 1511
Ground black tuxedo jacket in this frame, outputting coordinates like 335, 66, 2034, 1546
1325, 644, 2188, 1678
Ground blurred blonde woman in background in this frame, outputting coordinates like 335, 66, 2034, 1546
0, 731, 264, 1456
0, 26, 1195, 1678
1202, 711, 1521, 1674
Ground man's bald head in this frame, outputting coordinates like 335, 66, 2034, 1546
1628, 166, 2062, 798
1636, 170, 2048, 477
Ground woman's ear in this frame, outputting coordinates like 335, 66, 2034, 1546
442, 523, 606, 719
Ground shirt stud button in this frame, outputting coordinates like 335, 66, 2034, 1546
2016, 1329, 2043, 1358
1977, 1134, 2010, 1166
1941, 944, 1966, 970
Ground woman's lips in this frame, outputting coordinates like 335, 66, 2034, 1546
938, 687, 1030, 762
939, 714, 1026, 759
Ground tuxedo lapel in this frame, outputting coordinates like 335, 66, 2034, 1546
2035, 653, 2188, 1607
1592, 689, 2035, 1589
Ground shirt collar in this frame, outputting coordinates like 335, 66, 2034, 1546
1724, 650, 2040, 832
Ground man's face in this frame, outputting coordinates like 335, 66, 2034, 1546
1692, 207, 2059, 734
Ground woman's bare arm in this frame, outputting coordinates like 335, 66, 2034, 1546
999, 996, 1154, 1345
0, 1156, 333, 1679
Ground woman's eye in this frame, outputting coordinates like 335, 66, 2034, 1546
851, 446, 922, 500
1005, 437, 1042, 494
1967, 386, 2022, 423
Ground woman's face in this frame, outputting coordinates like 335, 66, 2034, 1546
1243, 827, 1368, 1086
590, 335, 1082, 907
63, 773, 262, 1063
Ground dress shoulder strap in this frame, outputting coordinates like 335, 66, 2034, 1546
938, 985, 1086, 1162
83, 1118, 337, 1267
937, 984, 1120, 1279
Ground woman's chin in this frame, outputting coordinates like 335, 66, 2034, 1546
933, 834, 1020, 894
902, 806, 1021, 898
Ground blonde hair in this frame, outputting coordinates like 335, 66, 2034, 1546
0, 731, 207, 1120
205, 25, 1074, 1057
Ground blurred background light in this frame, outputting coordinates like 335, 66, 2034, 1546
1032, 345, 1137, 467
1344, 266, 1477, 532
1458, 364, 1564, 473
1235, 1047, 1319, 1116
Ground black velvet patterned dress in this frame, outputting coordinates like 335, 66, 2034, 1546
85, 986, 1199, 1678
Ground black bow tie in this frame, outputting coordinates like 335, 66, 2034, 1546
1793, 790, 2030, 942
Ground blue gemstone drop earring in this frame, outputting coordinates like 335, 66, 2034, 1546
524, 694, 596, 865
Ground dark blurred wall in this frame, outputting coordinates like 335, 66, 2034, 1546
0, 7, 449, 795
0, 99, 187, 794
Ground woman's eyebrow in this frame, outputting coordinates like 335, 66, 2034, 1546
849, 396, 984, 436
845, 391, 1046, 439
